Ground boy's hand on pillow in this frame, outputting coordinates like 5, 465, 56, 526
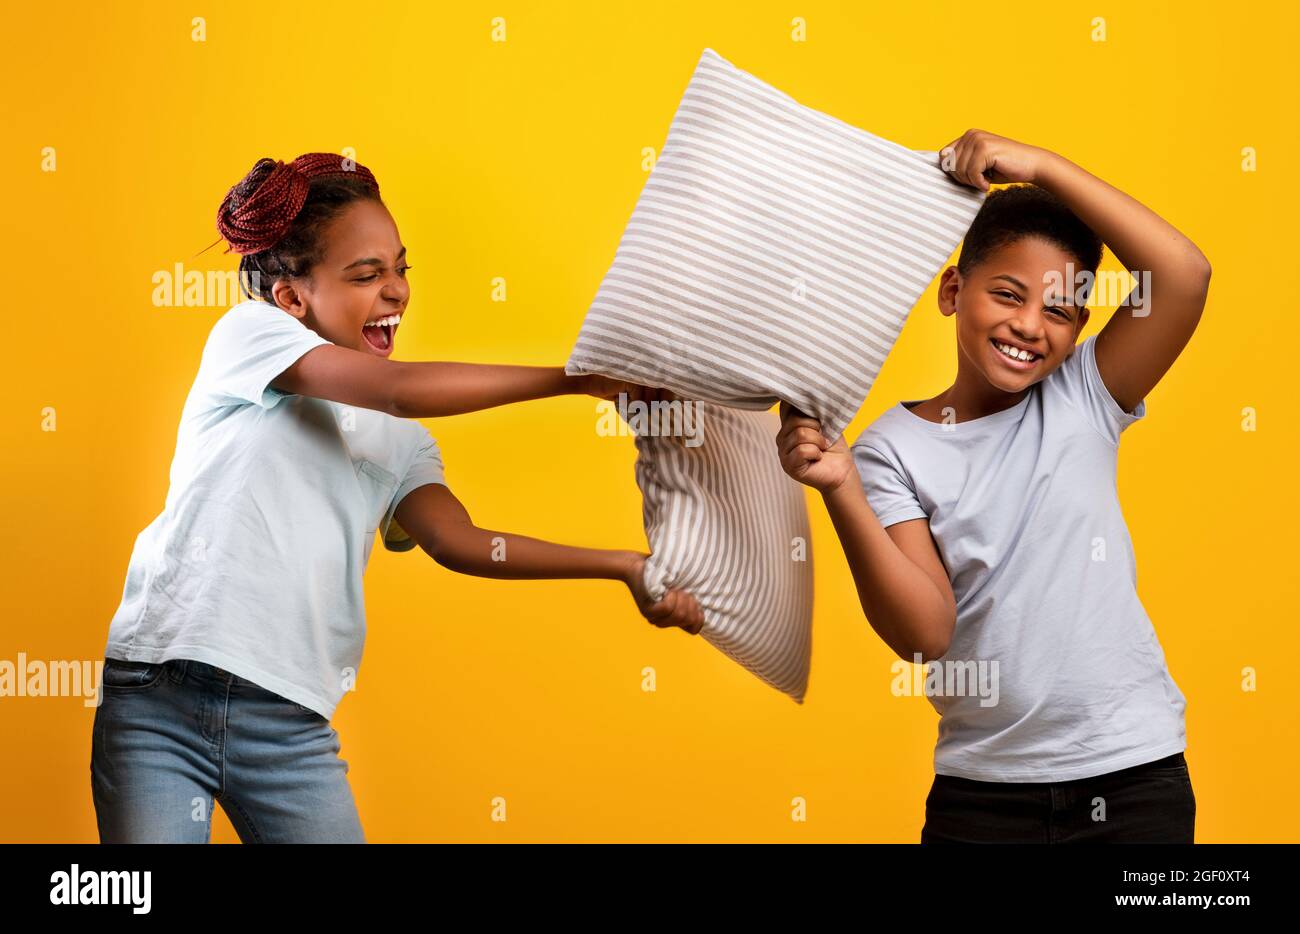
623, 552, 705, 635
776, 401, 854, 493
938, 129, 1052, 192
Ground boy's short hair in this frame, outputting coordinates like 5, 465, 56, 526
957, 184, 1104, 277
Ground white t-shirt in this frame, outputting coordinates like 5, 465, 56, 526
853, 334, 1187, 782
105, 300, 447, 720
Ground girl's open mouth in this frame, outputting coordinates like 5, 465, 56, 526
362, 314, 401, 353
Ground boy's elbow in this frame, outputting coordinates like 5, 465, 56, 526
913, 636, 952, 664
1160, 245, 1211, 301
914, 610, 956, 662
1194, 254, 1212, 289
889, 627, 952, 665
1184, 249, 1212, 293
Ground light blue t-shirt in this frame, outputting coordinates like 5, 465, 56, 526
105, 300, 447, 720
853, 334, 1187, 782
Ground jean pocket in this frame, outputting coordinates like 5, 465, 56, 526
101, 658, 169, 692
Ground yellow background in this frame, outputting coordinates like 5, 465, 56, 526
1, 0, 1295, 842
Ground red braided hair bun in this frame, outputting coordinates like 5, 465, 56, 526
216, 153, 381, 255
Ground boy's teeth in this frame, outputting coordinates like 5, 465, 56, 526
995, 340, 1037, 362
364, 314, 401, 328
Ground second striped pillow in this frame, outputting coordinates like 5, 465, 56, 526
635, 402, 814, 702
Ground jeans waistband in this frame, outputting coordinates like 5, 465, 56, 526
936, 751, 1187, 788
170, 658, 242, 686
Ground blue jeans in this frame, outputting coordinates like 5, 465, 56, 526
920, 752, 1196, 843
90, 658, 365, 843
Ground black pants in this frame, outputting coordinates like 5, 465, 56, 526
921, 752, 1195, 843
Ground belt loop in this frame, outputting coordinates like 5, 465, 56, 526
169, 659, 189, 684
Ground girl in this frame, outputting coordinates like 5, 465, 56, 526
92, 153, 702, 844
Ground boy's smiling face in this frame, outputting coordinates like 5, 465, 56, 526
938, 235, 1090, 393
270, 199, 411, 357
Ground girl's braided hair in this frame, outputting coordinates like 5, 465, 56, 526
215, 153, 383, 303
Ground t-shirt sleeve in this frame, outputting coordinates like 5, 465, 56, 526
198, 303, 332, 410
1050, 333, 1147, 446
380, 427, 449, 552
851, 440, 928, 529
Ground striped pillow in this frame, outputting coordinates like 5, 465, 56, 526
566, 48, 985, 443
635, 402, 813, 702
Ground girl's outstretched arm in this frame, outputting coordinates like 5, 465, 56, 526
272, 345, 646, 418
392, 482, 705, 635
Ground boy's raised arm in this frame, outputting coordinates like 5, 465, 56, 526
940, 129, 1212, 414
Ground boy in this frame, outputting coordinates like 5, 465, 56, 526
776, 130, 1210, 843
